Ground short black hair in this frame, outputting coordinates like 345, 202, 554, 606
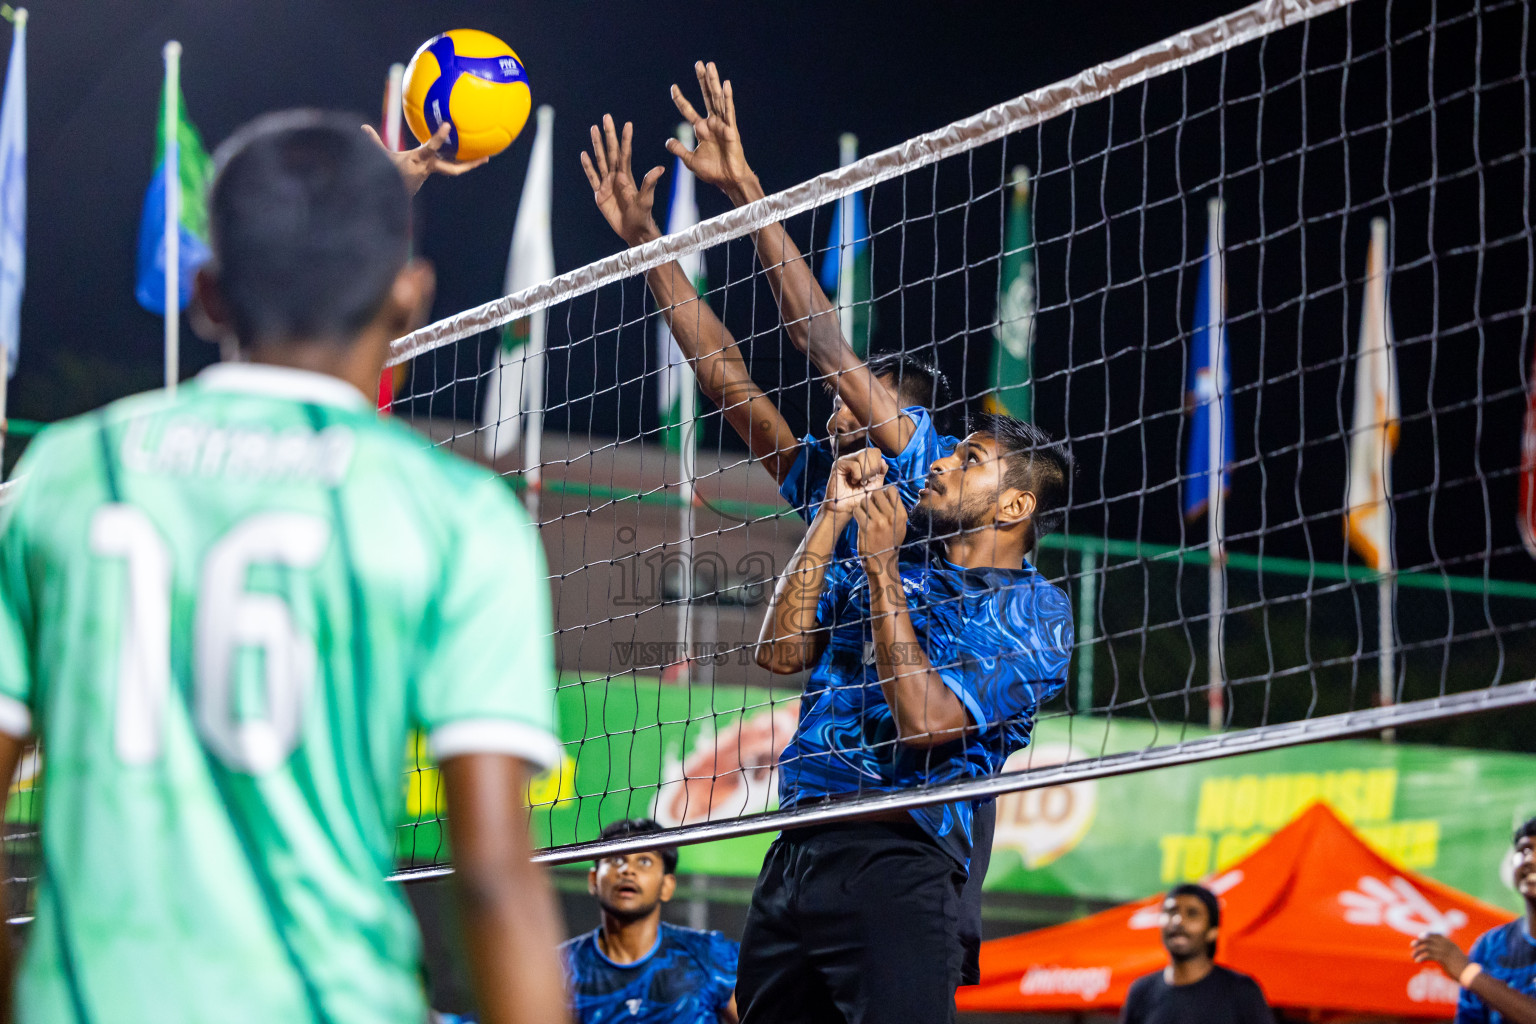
208, 110, 410, 347
867, 352, 953, 416
1515, 816, 1536, 845
969, 412, 1074, 543
1167, 883, 1221, 955
597, 818, 678, 875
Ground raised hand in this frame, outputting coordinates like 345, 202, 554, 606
363, 122, 488, 197
668, 61, 760, 204
580, 114, 665, 248
825, 448, 888, 522
1411, 932, 1471, 981
852, 484, 909, 567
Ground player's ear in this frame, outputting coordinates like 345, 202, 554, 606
587, 865, 599, 897
659, 872, 677, 904
997, 487, 1036, 527
192, 265, 231, 337
378, 258, 437, 337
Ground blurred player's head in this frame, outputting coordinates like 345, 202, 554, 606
825, 353, 952, 454
196, 110, 432, 375
1511, 817, 1536, 900
913, 412, 1072, 550
588, 818, 679, 923
1160, 884, 1220, 962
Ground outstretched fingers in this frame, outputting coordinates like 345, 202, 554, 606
588, 124, 609, 177
601, 114, 622, 175
670, 83, 703, 128
693, 61, 715, 118
639, 165, 665, 197
721, 78, 737, 128
703, 62, 728, 121
619, 121, 635, 178
579, 150, 602, 191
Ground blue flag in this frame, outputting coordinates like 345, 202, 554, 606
135, 76, 213, 314
0, 12, 25, 379
1184, 201, 1234, 520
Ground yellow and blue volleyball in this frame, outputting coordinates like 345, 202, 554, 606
402, 29, 531, 163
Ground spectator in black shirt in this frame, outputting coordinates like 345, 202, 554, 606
1120, 884, 1274, 1024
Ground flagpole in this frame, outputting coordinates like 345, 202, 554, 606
377, 62, 405, 412
520, 104, 555, 525
836, 133, 857, 350
1207, 197, 1226, 732
162, 41, 181, 396
0, 6, 19, 446
671, 122, 704, 686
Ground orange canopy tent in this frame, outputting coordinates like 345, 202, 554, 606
958, 804, 1516, 1019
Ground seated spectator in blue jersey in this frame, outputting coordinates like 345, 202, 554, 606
580, 63, 1007, 991
742, 413, 1074, 1023
561, 819, 739, 1024
1413, 817, 1536, 1024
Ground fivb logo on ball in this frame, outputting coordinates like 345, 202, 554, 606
402, 28, 532, 163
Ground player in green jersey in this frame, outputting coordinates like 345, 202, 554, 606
0, 112, 569, 1024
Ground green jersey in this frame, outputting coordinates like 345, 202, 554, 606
0, 363, 560, 1024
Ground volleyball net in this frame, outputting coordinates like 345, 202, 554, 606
376, 0, 1536, 871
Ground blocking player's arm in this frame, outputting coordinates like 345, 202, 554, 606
851, 484, 971, 747
1414, 933, 1536, 1024
443, 753, 569, 1024
668, 61, 915, 458
756, 450, 882, 673
581, 115, 801, 483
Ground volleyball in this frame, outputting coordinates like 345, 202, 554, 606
401, 29, 531, 163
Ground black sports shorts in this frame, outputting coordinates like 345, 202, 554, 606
736, 819, 967, 1024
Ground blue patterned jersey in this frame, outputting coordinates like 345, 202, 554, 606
561, 922, 738, 1024
777, 557, 1073, 869
1457, 920, 1536, 1024
778, 406, 958, 560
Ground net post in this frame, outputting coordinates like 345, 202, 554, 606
836, 133, 858, 350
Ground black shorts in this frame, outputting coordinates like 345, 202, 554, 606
736, 820, 967, 1024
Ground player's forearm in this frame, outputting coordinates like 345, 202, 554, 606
756, 509, 843, 671
1467, 974, 1536, 1024
866, 558, 969, 746
726, 175, 913, 455
455, 858, 570, 1024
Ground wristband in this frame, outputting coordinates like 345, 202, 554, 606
1460, 963, 1484, 988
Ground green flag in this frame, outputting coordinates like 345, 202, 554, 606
988, 167, 1036, 420
134, 74, 213, 314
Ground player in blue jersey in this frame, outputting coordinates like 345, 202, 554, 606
561, 819, 739, 1024
1413, 817, 1536, 1024
748, 412, 1075, 1023
581, 61, 1000, 989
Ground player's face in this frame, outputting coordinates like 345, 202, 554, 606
825, 374, 901, 455
913, 433, 1008, 533
1159, 895, 1217, 962
589, 850, 675, 922
1514, 836, 1536, 898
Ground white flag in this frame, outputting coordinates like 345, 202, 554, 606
481, 105, 555, 461
656, 123, 703, 451
0, 11, 25, 381
1345, 218, 1399, 570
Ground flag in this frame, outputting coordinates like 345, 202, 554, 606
987, 167, 1035, 419
1183, 199, 1233, 521
0, 10, 24, 380
1345, 218, 1399, 570
480, 105, 554, 461
134, 70, 213, 314
820, 133, 872, 357
1521, 342, 1536, 558
657, 123, 704, 452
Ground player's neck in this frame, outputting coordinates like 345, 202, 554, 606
1164, 954, 1215, 987
240, 329, 390, 405
597, 909, 662, 965
1524, 897, 1536, 938
942, 529, 1028, 571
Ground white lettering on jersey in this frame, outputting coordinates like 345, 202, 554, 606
122, 420, 355, 486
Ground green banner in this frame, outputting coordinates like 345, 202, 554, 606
376, 676, 1534, 912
